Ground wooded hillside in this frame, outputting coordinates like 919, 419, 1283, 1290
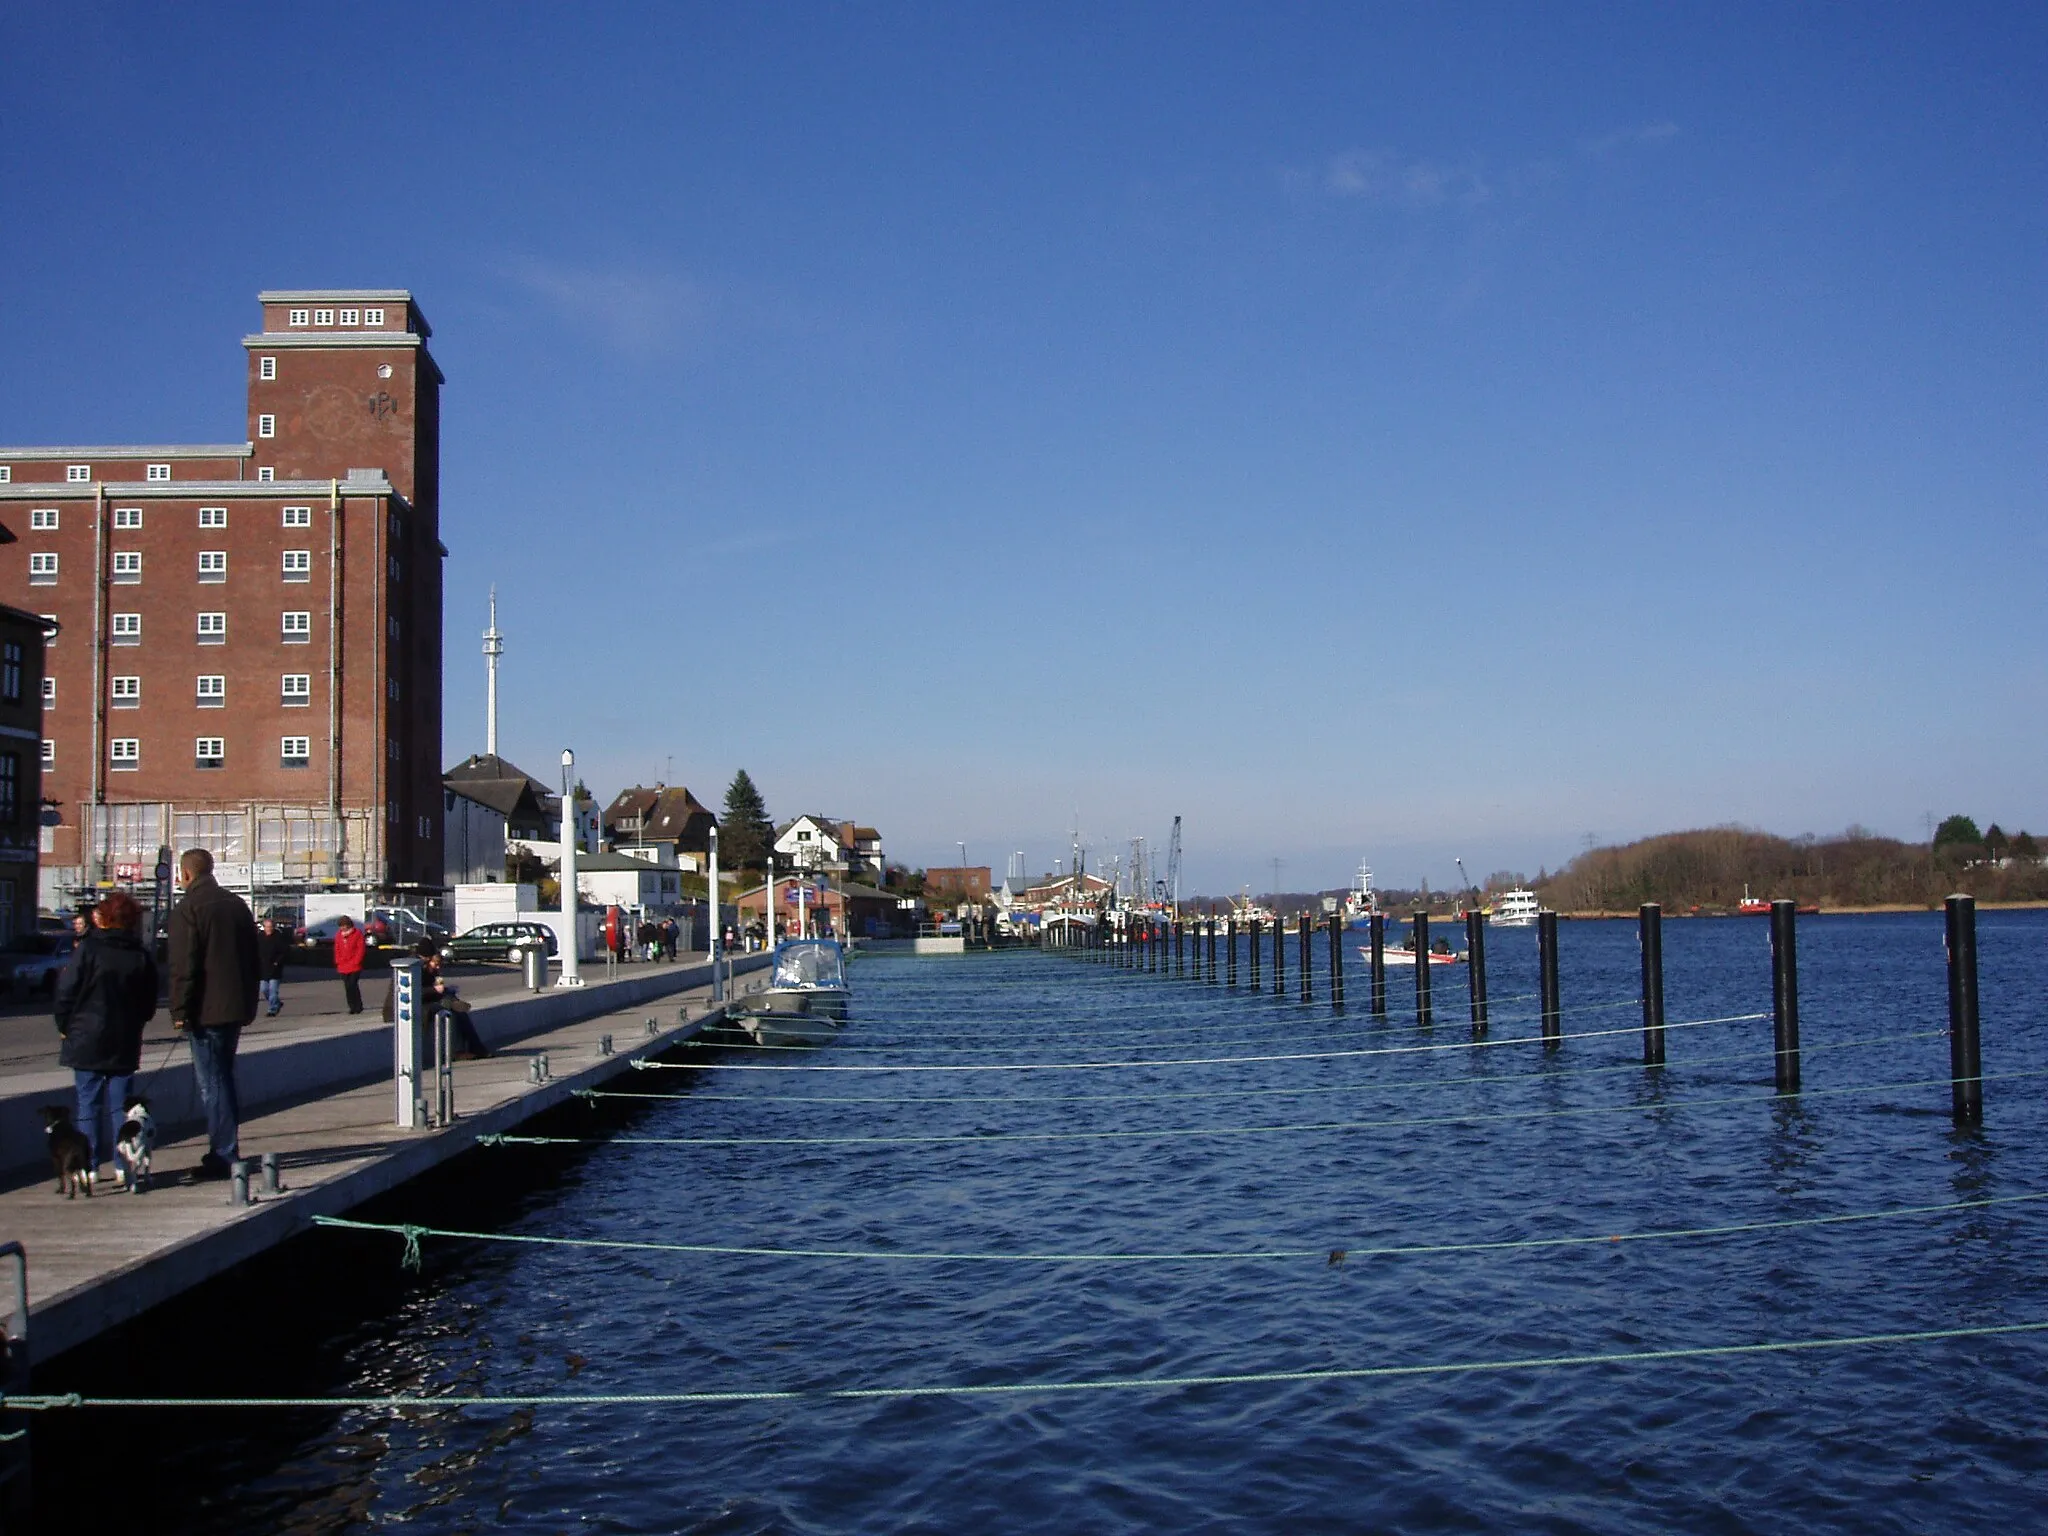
1537, 826, 2048, 912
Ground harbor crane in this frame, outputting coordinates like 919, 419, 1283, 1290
1162, 816, 1182, 916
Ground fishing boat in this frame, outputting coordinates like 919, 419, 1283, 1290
735, 937, 851, 1047
1492, 888, 1540, 927
1342, 861, 1380, 927
1738, 886, 1771, 916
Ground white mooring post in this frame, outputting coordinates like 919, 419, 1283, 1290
392, 958, 426, 1129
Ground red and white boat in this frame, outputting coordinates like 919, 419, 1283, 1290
1360, 941, 1465, 967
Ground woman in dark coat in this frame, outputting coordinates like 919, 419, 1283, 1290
53, 890, 160, 1178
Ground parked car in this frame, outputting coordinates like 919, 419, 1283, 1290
4, 933, 76, 996
442, 922, 557, 964
365, 907, 449, 948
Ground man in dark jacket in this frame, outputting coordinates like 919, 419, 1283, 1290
167, 848, 261, 1180
257, 917, 293, 1017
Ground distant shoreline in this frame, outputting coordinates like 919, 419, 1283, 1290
1550, 900, 2048, 919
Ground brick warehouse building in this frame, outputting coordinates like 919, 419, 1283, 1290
0, 290, 445, 910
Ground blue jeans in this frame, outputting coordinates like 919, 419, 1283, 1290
186, 1024, 241, 1163
261, 978, 281, 1014
73, 1070, 132, 1172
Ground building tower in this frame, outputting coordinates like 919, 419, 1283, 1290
483, 586, 503, 756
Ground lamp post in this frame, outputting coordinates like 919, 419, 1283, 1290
557, 748, 583, 987
707, 821, 722, 1002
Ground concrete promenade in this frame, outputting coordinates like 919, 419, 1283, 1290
0, 952, 735, 1180
0, 950, 771, 1367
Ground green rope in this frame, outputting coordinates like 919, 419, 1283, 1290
310, 1190, 2048, 1267
7, 1318, 2047, 1412
647, 1010, 1771, 1073
601, 1029, 1947, 1110
470, 1067, 2041, 1149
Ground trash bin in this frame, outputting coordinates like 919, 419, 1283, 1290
521, 944, 547, 992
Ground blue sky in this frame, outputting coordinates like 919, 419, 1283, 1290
4, 3, 2044, 895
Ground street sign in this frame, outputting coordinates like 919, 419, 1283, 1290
113, 863, 141, 883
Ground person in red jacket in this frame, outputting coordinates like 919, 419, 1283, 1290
332, 915, 367, 1016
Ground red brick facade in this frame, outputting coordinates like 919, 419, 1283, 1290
0, 291, 445, 907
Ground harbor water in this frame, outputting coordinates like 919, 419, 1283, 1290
42, 911, 2048, 1532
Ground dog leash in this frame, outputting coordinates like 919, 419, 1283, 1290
130, 1031, 183, 1099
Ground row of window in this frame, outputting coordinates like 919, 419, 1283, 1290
102, 737, 314, 770
285, 306, 386, 327
1, 465, 178, 485
97, 673, 320, 707
60, 611, 327, 645
27, 506, 314, 531
29, 550, 318, 584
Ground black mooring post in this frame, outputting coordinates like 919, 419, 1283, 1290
1176, 921, 1185, 978
1298, 912, 1311, 1003
1466, 908, 1488, 1038
1329, 913, 1344, 1006
1640, 903, 1666, 1066
1272, 912, 1285, 996
1947, 894, 1982, 1125
1249, 919, 1261, 990
1414, 911, 1433, 1028
1208, 917, 1218, 983
1227, 918, 1239, 988
1538, 909, 1561, 1048
1369, 913, 1386, 1017
1770, 899, 1800, 1094
1151, 922, 1161, 974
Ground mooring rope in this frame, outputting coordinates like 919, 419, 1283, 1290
479, 1067, 2039, 1150
309, 1189, 2048, 1271
593, 1029, 1949, 1111
8, 1318, 2046, 1413
640, 1010, 1770, 1073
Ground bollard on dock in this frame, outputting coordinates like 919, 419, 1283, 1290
262, 1151, 282, 1194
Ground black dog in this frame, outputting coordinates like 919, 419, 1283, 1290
41, 1106, 92, 1198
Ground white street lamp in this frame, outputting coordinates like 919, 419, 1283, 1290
707, 820, 722, 1002
557, 748, 583, 987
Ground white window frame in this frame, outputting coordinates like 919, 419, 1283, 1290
313, 308, 334, 326
288, 308, 309, 326
195, 737, 225, 767
257, 467, 274, 483
282, 550, 312, 581
281, 505, 311, 528
257, 414, 276, 439
281, 673, 312, 706
146, 464, 171, 482
259, 356, 276, 380
339, 307, 359, 326
111, 613, 141, 645
40, 677, 54, 708
113, 507, 142, 530
111, 551, 142, 583
196, 675, 225, 707
364, 307, 385, 326
196, 612, 226, 643
281, 736, 311, 766
110, 676, 140, 707
0, 468, 10, 484
198, 551, 227, 582
28, 509, 57, 531
109, 738, 139, 768
28, 553, 56, 584
40, 740, 52, 767
282, 611, 312, 642
66, 465, 90, 483
198, 506, 227, 529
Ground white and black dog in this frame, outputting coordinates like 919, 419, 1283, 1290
114, 1098, 156, 1193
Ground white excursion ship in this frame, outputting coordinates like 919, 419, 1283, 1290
1343, 861, 1379, 927
1491, 889, 1540, 927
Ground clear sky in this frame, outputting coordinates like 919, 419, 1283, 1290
4, 3, 2043, 896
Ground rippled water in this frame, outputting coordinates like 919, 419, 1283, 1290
48, 912, 2048, 1532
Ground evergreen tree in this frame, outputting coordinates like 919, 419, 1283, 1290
2012, 831, 2040, 862
1933, 814, 1982, 849
720, 770, 773, 871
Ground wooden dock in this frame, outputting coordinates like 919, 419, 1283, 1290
0, 957, 768, 1368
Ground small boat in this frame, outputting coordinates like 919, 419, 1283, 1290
1360, 938, 1465, 967
1738, 886, 1771, 916
1492, 889, 1540, 927
736, 938, 851, 1047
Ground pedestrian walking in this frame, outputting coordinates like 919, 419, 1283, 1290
52, 891, 158, 1184
257, 916, 293, 1017
167, 847, 260, 1182
333, 914, 367, 1015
